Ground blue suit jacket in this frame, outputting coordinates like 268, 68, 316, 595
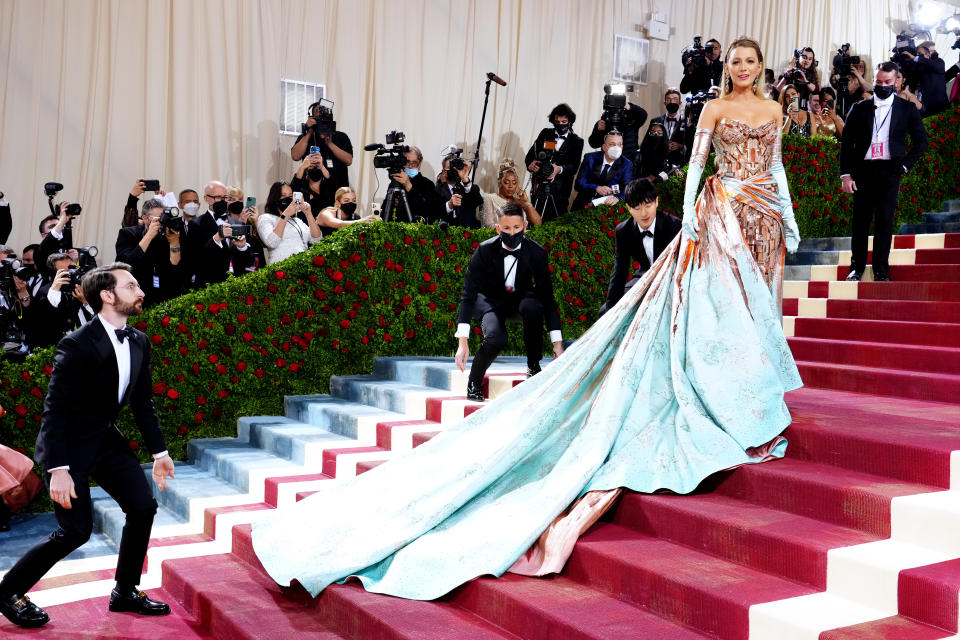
571, 151, 633, 210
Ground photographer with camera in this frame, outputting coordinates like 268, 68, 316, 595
36, 203, 78, 280
381, 145, 445, 224
290, 100, 353, 192
27, 253, 94, 349
525, 103, 584, 221
116, 198, 187, 307
0, 253, 32, 360
436, 148, 483, 228
198, 188, 258, 283
776, 47, 820, 107
571, 131, 632, 211
680, 37, 723, 96
587, 85, 647, 173
907, 41, 948, 116
257, 181, 323, 265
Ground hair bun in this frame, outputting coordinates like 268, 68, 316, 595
498, 158, 517, 179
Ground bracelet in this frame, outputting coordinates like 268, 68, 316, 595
170, 246, 181, 253
19, 295, 30, 302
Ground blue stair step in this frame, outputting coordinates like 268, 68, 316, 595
797, 237, 851, 252
372, 355, 530, 390
239, 414, 360, 464
944, 200, 960, 212
283, 396, 406, 441
186, 438, 305, 493
923, 211, 960, 224
93, 481, 187, 546
0, 513, 118, 572
786, 250, 842, 266
899, 221, 960, 235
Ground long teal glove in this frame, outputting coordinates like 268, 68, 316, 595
681, 160, 704, 242
770, 162, 801, 253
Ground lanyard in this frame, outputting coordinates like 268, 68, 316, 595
503, 253, 518, 288
872, 104, 892, 142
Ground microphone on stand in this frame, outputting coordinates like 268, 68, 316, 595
486, 72, 507, 87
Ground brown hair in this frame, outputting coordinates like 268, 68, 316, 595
721, 36, 766, 99
82, 262, 133, 313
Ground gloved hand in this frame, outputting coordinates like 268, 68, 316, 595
782, 204, 801, 254
682, 160, 704, 242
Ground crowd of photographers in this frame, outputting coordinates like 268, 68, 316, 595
0, 31, 956, 359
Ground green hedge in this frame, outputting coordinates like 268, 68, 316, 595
2, 105, 958, 472
656, 106, 960, 238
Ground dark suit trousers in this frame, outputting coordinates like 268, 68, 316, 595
469, 294, 545, 383
0, 434, 158, 596
851, 160, 902, 274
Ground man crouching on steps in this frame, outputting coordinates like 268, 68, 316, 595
0, 263, 175, 629
455, 203, 564, 402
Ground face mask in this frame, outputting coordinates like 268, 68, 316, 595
211, 200, 228, 217
227, 201, 244, 216
278, 197, 293, 211
606, 145, 623, 161
340, 201, 357, 217
182, 202, 200, 217
665, 102, 680, 114
554, 123, 569, 135
873, 84, 894, 100
307, 167, 325, 182
404, 168, 420, 178
500, 229, 524, 249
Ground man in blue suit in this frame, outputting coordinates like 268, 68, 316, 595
571, 131, 633, 211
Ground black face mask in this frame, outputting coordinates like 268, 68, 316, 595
665, 102, 680, 114
500, 230, 524, 249
278, 197, 293, 211
340, 201, 357, 217
227, 201, 244, 216
211, 200, 229, 218
307, 167, 325, 182
554, 123, 569, 136
873, 84, 894, 100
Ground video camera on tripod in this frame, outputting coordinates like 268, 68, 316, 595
366, 131, 410, 173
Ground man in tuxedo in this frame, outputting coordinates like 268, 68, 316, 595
116, 198, 188, 307
24, 253, 95, 350
646, 88, 687, 166
600, 178, 682, 315
436, 152, 483, 228
0, 263, 175, 629
454, 203, 564, 402
840, 61, 928, 282
383, 146, 445, 223
571, 131, 633, 211
586, 99, 647, 172
525, 103, 584, 222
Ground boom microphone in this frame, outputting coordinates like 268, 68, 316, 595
486, 72, 507, 87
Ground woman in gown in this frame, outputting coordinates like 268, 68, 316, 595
252, 36, 802, 600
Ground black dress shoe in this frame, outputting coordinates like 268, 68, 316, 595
0, 593, 49, 628
845, 270, 862, 281
466, 380, 484, 402
108, 588, 170, 616
874, 271, 892, 282
526, 364, 542, 378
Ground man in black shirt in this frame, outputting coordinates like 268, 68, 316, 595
680, 38, 723, 96
382, 146, 445, 223
290, 101, 353, 192
116, 198, 187, 306
525, 103, 584, 221
436, 152, 482, 228
645, 88, 687, 166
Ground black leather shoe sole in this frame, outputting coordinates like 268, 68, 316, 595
109, 597, 171, 616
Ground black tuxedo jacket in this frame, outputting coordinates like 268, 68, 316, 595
116, 224, 189, 306
436, 182, 483, 228
839, 96, 929, 177
23, 282, 91, 349
458, 236, 561, 332
525, 128, 584, 200
605, 211, 682, 307
34, 319, 166, 472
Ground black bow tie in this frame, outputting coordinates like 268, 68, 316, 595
115, 327, 134, 344
500, 246, 520, 258
639, 229, 654, 239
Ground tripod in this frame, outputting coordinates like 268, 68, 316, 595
382, 179, 414, 223
531, 179, 560, 223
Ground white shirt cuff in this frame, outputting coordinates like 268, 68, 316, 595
47, 288, 62, 307
51, 227, 64, 240
840, 174, 851, 179
49, 465, 70, 472
549, 330, 562, 343
153, 450, 169, 459
454, 323, 470, 339
446, 202, 454, 213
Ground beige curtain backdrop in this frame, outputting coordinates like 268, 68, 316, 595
0, 0, 955, 261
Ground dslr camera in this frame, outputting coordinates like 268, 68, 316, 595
601, 84, 628, 128
0, 258, 33, 295
532, 141, 557, 184
891, 31, 918, 67
44, 182, 82, 217
159, 206, 184, 233
681, 35, 715, 71
443, 147, 467, 187
367, 130, 411, 173
832, 43, 861, 75
303, 98, 336, 137
62, 246, 98, 296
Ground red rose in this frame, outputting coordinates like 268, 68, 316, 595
151, 335, 163, 345
289, 363, 301, 372
167, 389, 179, 399
332, 271, 344, 281
216, 364, 227, 374
275, 270, 287, 279
135, 321, 148, 331
198, 339, 208, 349
177, 425, 189, 435
383, 334, 392, 342
153, 382, 168, 394
405, 329, 415, 339
217, 390, 229, 399
14, 403, 27, 416
254, 368, 265, 378
404, 235, 414, 245
197, 395, 207, 406
161, 316, 171, 327
241, 332, 253, 342
339, 319, 351, 329
276, 358, 287, 368
422, 273, 431, 281
129, 440, 140, 451
313, 255, 325, 267
236, 362, 247, 372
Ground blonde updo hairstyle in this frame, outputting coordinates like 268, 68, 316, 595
720, 36, 766, 99
497, 158, 519, 183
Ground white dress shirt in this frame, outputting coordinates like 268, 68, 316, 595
257, 213, 321, 265
455, 241, 562, 343
864, 92, 895, 161
638, 218, 657, 267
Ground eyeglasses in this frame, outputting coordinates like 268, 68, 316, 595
205, 194, 229, 201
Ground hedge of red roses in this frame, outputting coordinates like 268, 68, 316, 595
0, 211, 629, 466
657, 106, 960, 238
